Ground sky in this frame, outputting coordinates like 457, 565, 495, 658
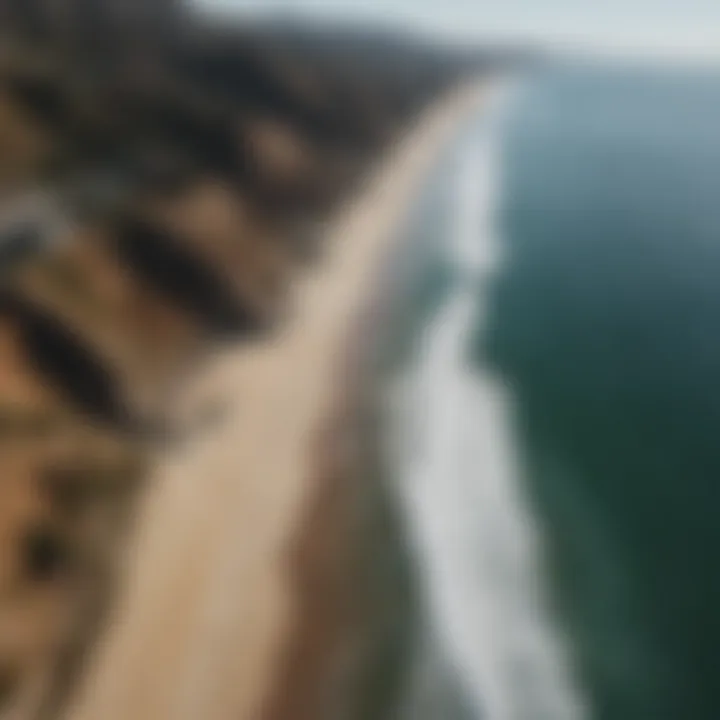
197, 0, 720, 61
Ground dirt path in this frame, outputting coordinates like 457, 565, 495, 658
63, 81, 486, 720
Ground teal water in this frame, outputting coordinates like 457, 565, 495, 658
383, 63, 720, 720
479, 65, 720, 719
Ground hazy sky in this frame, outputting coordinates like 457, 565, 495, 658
198, 0, 720, 60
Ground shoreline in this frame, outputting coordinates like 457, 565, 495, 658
63, 80, 487, 720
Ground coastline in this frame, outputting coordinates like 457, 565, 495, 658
63, 80, 487, 720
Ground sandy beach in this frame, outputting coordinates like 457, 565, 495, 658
63, 80, 486, 720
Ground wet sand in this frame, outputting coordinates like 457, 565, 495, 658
64, 81, 486, 720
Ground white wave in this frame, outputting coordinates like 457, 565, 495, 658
385, 79, 588, 720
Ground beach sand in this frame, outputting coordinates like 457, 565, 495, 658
63, 81, 486, 720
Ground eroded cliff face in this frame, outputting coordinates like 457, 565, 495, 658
0, 1, 485, 717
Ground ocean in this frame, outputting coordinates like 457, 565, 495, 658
378, 61, 720, 720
